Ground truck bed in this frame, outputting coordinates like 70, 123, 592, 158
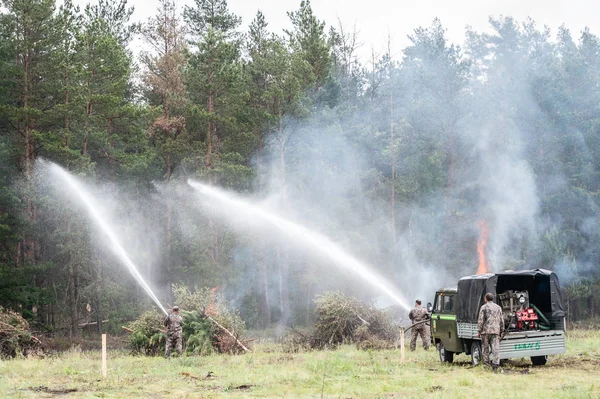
457, 322, 566, 359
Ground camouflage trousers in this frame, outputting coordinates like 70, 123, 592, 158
482, 334, 500, 366
165, 332, 183, 358
410, 324, 430, 351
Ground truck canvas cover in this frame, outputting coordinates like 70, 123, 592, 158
456, 269, 565, 323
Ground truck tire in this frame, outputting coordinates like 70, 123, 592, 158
470, 341, 482, 365
437, 343, 454, 363
531, 355, 547, 366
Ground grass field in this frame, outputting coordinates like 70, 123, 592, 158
1, 329, 599, 398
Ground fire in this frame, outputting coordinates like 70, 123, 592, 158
476, 219, 490, 274
205, 286, 220, 317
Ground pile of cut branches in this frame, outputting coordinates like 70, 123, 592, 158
127, 285, 250, 356
0, 306, 43, 358
127, 310, 165, 356
174, 285, 250, 354
283, 292, 399, 352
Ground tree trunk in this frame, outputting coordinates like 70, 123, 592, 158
258, 250, 271, 327
66, 221, 78, 337
108, 118, 115, 176
166, 152, 173, 300
83, 73, 93, 156
256, 134, 271, 327
390, 71, 396, 248
277, 108, 289, 323
370, 51, 376, 136
21, 35, 37, 266
205, 85, 213, 169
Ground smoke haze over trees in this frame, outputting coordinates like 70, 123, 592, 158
1, 0, 600, 334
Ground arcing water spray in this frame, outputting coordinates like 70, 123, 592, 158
188, 180, 411, 311
47, 162, 168, 315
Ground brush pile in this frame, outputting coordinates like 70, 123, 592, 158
127, 310, 165, 356
128, 285, 250, 356
0, 306, 43, 358
283, 292, 399, 352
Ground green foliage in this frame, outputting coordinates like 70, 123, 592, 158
283, 292, 399, 352
127, 310, 165, 356
181, 310, 214, 355
172, 284, 246, 339
0, 305, 42, 358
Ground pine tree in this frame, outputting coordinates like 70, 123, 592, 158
141, 0, 189, 299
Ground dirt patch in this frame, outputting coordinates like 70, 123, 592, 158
180, 371, 217, 383
548, 355, 600, 368
27, 386, 78, 395
233, 384, 253, 390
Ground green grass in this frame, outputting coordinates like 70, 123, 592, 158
1, 330, 599, 398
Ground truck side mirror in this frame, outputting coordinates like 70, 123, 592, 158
427, 302, 433, 313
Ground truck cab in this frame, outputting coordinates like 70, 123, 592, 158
428, 269, 566, 366
429, 288, 460, 362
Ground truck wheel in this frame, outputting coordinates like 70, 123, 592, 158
471, 341, 482, 365
531, 356, 547, 366
437, 343, 454, 363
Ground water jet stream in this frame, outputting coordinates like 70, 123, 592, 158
48, 162, 168, 315
188, 180, 411, 312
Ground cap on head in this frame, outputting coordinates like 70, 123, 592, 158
415, 299, 421, 305
173, 306, 180, 311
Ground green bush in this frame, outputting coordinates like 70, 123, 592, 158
283, 292, 399, 352
127, 310, 165, 356
0, 305, 43, 358
172, 284, 246, 340
128, 286, 248, 356
182, 310, 215, 356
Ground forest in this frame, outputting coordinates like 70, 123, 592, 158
1, 0, 600, 338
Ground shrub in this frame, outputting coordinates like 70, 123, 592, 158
283, 292, 399, 352
0, 306, 43, 358
127, 310, 165, 356
128, 285, 249, 356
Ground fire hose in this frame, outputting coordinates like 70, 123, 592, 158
402, 318, 430, 333
531, 303, 552, 330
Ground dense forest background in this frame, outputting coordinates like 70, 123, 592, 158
1, 0, 600, 337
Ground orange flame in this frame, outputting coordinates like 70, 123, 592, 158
205, 286, 220, 317
476, 220, 490, 274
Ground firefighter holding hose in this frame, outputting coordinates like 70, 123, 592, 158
164, 306, 183, 358
409, 299, 430, 351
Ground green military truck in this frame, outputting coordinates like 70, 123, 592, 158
427, 269, 566, 366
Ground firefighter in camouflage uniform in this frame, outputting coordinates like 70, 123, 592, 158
409, 300, 430, 351
478, 293, 504, 370
164, 306, 183, 358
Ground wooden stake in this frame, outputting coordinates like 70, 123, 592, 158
101, 333, 107, 378
400, 327, 405, 363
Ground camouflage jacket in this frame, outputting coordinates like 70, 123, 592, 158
164, 313, 183, 335
477, 301, 504, 335
409, 306, 429, 323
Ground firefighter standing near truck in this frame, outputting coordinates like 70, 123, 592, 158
409, 299, 430, 351
478, 293, 504, 370
164, 306, 183, 358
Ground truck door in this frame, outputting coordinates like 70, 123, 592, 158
432, 292, 461, 353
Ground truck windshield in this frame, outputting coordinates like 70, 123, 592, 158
435, 293, 455, 313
